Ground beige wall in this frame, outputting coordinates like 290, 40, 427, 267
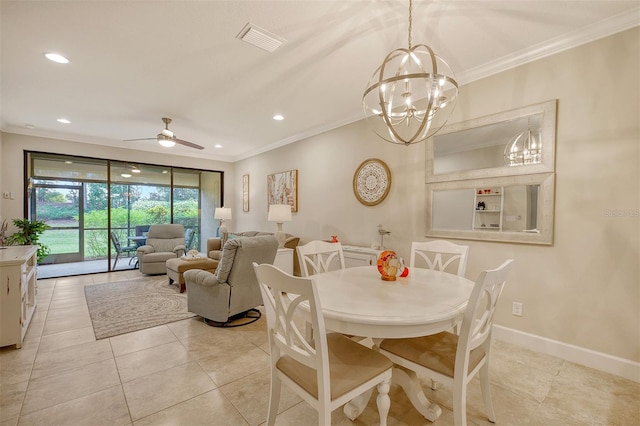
234, 28, 639, 362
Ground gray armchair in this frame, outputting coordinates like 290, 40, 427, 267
137, 224, 186, 275
184, 235, 278, 326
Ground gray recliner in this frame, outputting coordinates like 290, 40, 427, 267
184, 235, 278, 326
137, 224, 186, 275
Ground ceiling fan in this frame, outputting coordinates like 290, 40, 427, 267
125, 117, 204, 150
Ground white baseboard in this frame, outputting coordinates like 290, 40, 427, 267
492, 325, 640, 383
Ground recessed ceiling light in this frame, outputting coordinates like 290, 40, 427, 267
25, 124, 36, 129
45, 53, 69, 64
162, 170, 169, 174
64, 161, 73, 164
57, 118, 71, 124
214, 144, 223, 149
273, 114, 284, 121
131, 168, 141, 173
120, 173, 132, 178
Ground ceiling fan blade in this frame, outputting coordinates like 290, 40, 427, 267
175, 138, 205, 150
123, 138, 155, 142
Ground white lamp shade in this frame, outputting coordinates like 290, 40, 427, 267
214, 207, 232, 220
268, 204, 292, 222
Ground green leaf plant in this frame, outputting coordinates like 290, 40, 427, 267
7, 218, 51, 262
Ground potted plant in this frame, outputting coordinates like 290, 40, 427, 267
7, 218, 51, 262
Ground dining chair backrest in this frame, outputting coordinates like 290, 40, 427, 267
253, 262, 392, 426
297, 240, 346, 277
458, 259, 513, 360
254, 262, 327, 378
410, 240, 469, 276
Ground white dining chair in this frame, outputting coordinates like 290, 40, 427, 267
297, 240, 346, 277
253, 262, 393, 426
410, 240, 469, 277
297, 240, 366, 343
379, 259, 514, 426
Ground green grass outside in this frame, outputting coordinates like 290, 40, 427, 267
40, 228, 111, 258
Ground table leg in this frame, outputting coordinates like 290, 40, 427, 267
180, 283, 185, 293
392, 365, 442, 422
343, 389, 373, 420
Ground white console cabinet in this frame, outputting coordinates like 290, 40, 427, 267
274, 248, 293, 275
0, 245, 38, 349
341, 245, 382, 268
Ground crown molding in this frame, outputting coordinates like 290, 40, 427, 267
457, 7, 640, 85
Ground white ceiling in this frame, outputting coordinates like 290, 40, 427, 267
1, 1, 638, 162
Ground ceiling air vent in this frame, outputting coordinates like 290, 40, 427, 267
236, 22, 285, 53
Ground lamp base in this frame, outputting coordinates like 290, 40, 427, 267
274, 231, 286, 248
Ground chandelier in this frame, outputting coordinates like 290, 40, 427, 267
504, 127, 542, 166
363, 0, 458, 145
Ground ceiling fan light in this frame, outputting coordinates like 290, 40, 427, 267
158, 138, 176, 148
157, 133, 176, 148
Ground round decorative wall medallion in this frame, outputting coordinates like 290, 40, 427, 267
353, 158, 391, 206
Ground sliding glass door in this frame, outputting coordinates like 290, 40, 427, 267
27, 152, 222, 277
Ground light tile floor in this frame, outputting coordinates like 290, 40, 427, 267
1, 271, 638, 426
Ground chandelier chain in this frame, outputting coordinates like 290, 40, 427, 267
408, 0, 413, 49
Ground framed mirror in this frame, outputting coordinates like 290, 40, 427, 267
426, 173, 555, 245
426, 100, 557, 183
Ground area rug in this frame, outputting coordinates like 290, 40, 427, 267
84, 278, 196, 340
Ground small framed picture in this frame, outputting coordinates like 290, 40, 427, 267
243, 174, 250, 212
267, 169, 298, 212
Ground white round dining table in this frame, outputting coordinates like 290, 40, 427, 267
311, 265, 474, 339
310, 265, 475, 422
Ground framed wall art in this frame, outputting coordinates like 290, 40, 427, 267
353, 158, 391, 206
267, 169, 298, 212
242, 174, 250, 212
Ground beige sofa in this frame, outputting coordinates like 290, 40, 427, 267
207, 231, 301, 276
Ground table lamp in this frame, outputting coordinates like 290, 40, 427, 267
268, 204, 292, 247
214, 207, 232, 237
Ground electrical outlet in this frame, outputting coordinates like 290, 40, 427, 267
512, 302, 523, 317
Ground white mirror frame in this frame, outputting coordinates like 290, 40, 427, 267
426, 173, 555, 245
426, 99, 557, 183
